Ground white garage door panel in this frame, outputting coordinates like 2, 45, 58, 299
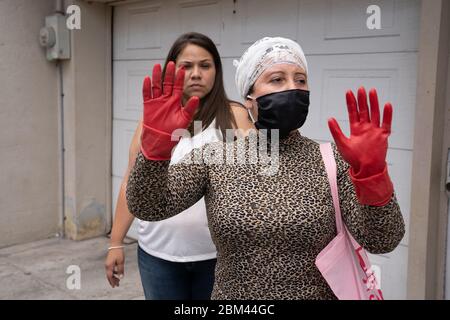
113, 0, 420, 58
237, 0, 299, 45
369, 244, 408, 300
112, 119, 140, 177
113, 60, 164, 121
112, 175, 140, 239
386, 148, 412, 246
114, 1, 167, 60
112, 176, 121, 221
112, 119, 142, 240
298, 0, 420, 54
177, 0, 223, 46
302, 52, 417, 150
114, 0, 225, 60
222, 57, 242, 102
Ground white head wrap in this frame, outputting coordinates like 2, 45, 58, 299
233, 37, 308, 99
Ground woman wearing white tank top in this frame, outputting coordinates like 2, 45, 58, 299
104, 32, 253, 299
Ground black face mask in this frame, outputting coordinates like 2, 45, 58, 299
251, 89, 310, 139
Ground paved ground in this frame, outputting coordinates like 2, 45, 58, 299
0, 236, 145, 300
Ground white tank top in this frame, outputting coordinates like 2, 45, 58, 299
138, 120, 222, 262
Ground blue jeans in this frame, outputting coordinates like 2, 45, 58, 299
137, 246, 216, 300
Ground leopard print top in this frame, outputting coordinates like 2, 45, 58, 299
126, 130, 405, 299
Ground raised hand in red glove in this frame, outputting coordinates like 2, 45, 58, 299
141, 61, 199, 160
328, 87, 394, 206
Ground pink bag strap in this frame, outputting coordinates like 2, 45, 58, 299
319, 143, 343, 234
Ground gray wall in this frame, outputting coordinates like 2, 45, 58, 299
445, 3, 450, 299
0, 0, 113, 247
61, 0, 112, 240
0, 0, 60, 247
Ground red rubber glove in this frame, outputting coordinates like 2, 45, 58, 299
328, 87, 394, 206
140, 61, 199, 160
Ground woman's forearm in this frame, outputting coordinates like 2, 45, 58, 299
110, 176, 136, 245
127, 149, 208, 222
110, 119, 143, 245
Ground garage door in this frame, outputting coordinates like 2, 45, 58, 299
112, 0, 420, 299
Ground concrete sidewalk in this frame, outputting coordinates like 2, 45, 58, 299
0, 236, 145, 300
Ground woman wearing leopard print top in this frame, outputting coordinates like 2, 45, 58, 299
126, 37, 405, 299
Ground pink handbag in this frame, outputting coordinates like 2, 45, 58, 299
315, 143, 384, 300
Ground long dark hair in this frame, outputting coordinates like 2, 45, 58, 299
162, 32, 239, 138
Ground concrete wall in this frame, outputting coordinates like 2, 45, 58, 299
62, 0, 112, 240
0, 0, 60, 247
445, 3, 450, 299
407, 0, 450, 299
437, 1, 450, 298
0, 0, 112, 247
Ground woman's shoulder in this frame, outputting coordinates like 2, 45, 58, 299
228, 101, 254, 133
229, 101, 245, 108
229, 101, 248, 118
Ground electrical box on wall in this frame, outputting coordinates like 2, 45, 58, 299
39, 13, 70, 61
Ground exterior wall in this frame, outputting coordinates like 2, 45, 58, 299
444, 3, 450, 299
407, 0, 450, 299
436, 1, 450, 298
0, 0, 60, 247
62, 0, 112, 240
0, 0, 112, 246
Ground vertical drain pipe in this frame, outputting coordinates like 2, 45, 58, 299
56, 0, 65, 238
57, 60, 65, 239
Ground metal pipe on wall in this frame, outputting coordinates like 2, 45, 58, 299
56, 0, 66, 238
